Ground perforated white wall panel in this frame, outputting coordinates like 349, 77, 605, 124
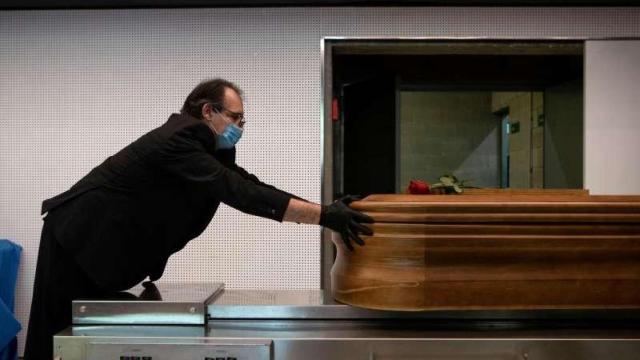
1, 7, 640, 356
585, 40, 640, 195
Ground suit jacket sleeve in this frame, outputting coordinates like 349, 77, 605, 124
155, 126, 292, 222
230, 163, 308, 203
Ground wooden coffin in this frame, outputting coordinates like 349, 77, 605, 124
331, 191, 640, 311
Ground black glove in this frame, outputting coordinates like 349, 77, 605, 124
320, 195, 374, 251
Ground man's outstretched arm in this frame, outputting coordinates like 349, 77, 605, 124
283, 196, 374, 251
282, 198, 321, 224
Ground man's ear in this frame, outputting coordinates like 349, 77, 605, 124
201, 103, 211, 120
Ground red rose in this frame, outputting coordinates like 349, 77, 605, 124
407, 180, 431, 194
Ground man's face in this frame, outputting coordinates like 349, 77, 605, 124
204, 87, 245, 135
223, 87, 244, 119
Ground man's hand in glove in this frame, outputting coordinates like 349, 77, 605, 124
319, 195, 375, 251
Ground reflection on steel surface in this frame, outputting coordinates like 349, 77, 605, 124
72, 282, 223, 325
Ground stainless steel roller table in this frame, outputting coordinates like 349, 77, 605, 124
54, 283, 640, 360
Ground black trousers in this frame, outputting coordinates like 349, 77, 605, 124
24, 214, 106, 360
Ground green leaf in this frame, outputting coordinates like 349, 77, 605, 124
440, 176, 454, 186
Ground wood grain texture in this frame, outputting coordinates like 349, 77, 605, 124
463, 188, 591, 196
331, 191, 640, 311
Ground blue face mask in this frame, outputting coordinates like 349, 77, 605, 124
215, 123, 243, 150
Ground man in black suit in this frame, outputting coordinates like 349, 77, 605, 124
24, 78, 373, 360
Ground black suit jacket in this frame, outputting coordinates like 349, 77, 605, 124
41, 113, 294, 291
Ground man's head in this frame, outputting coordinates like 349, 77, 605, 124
181, 78, 245, 134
